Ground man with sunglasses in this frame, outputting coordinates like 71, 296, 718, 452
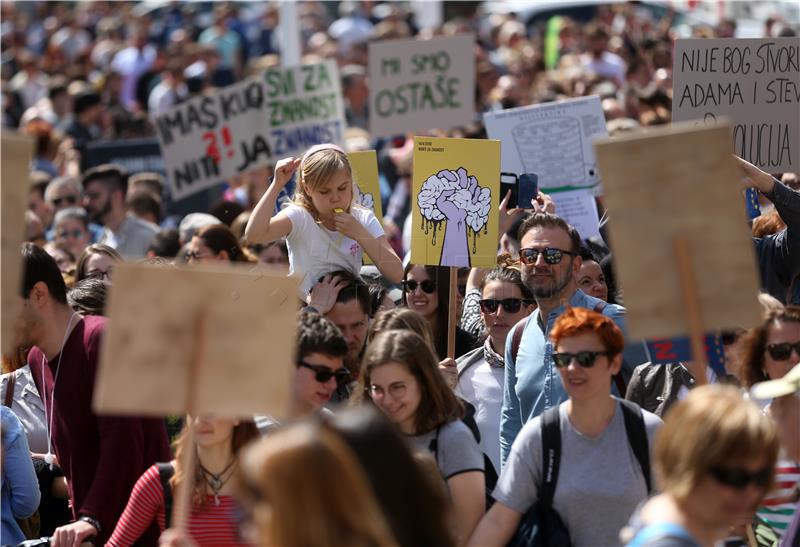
500, 212, 645, 467
255, 310, 348, 433
44, 176, 104, 244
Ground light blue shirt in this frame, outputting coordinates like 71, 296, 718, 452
500, 289, 645, 466
1, 407, 40, 545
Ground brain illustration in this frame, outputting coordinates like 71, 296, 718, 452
417, 167, 491, 233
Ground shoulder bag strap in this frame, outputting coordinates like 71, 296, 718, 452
619, 400, 652, 493
3, 373, 16, 408
539, 406, 562, 507
157, 463, 175, 529
511, 316, 532, 365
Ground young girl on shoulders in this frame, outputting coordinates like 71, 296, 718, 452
245, 144, 403, 297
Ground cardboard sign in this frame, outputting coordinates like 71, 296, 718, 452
593, 122, 761, 340
155, 60, 345, 200
348, 150, 383, 222
545, 188, 601, 240
84, 138, 165, 175
411, 137, 500, 268
368, 34, 475, 138
1, 133, 33, 355
672, 38, 800, 173
94, 263, 299, 417
484, 95, 606, 192
645, 334, 727, 377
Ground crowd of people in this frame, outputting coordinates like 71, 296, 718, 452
2, 1, 800, 547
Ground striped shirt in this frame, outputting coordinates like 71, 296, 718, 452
757, 460, 800, 537
107, 464, 246, 546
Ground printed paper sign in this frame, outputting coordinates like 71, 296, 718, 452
645, 334, 727, 377
155, 60, 345, 200
672, 38, 800, 172
369, 34, 475, 138
484, 95, 606, 192
348, 150, 383, 222
84, 138, 165, 176
411, 137, 500, 268
545, 188, 601, 240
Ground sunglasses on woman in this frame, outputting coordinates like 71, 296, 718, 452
766, 341, 800, 361
519, 247, 574, 265
298, 361, 350, 385
552, 350, 609, 368
710, 465, 771, 490
479, 298, 532, 314
57, 229, 86, 239
403, 279, 436, 294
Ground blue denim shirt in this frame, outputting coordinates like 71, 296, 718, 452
1, 407, 40, 546
500, 290, 644, 467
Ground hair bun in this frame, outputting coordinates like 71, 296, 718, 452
496, 253, 521, 270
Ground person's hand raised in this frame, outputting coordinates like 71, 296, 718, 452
272, 157, 302, 190
733, 155, 774, 193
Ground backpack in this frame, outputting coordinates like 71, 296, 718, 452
157, 462, 175, 529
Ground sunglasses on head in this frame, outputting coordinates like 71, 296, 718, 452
52, 195, 79, 207
298, 361, 350, 384
552, 350, 608, 368
709, 466, 771, 490
479, 298, 531, 314
403, 279, 436, 294
519, 247, 574, 265
766, 341, 800, 361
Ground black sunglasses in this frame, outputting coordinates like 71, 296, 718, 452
479, 298, 531, 314
766, 341, 800, 361
709, 466, 771, 490
519, 247, 574, 265
403, 279, 436, 294
52, 195, 79, 207
298, 361, 350, 384
552, 350, 608, 368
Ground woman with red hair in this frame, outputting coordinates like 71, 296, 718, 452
469, 307, 662, 547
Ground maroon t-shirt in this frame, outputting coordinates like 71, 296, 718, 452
29, 315, 171, 544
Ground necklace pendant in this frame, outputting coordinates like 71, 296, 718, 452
209, 477, 222, 491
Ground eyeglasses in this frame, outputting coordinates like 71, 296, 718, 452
368, 382, 407, 400
552, 350, 609, 368
186, 251, 213, 261
709, 466, 771, 490
519, 247, 574, 265
403, 279, 436, 294
298, 361, 350, 385
479, 298, 532, 314
766, 341, 800, 361
86, 269, 112, 281
57, 229, 85, 239
52, 195, 79, 207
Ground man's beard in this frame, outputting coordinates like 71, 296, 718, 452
90, 199, 112, 224
523, 259, 573, 300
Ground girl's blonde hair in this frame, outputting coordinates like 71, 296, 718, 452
292, 144, 355, 220
238, 422, 398, 547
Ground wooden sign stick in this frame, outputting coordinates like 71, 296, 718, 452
447, 267, 458, 360
171, 312, 206, 531
673, 236, 708, 371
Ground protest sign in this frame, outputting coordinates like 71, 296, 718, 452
368, 34, 475, 138
645, 334, 727, 377
545, 188, 601, 240
94, 263, 299, 418
411, 137, 500, 268
155, 60, 345, 200
594, 121, 761, 343
1, 132, 33, 355
84, 138, 165, 175
348, 150, 383, 222
484, 95, 606, 193
672, 38, 800, 173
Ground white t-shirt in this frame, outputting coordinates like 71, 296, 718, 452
283, 204, 384, 297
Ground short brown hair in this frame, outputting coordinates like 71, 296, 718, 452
518, 213, 581, 253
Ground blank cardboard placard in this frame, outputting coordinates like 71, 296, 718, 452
94, 263, 299, 417
593, 122, 761, 340
1, 132, 34, 355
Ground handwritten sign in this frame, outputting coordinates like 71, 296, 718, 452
368, 34, 475, 138
484, 96, 606, 193
411, 137, 499, 268
672, 38, 800, 172
645, 334, 727, 377
155, 60, 345, 200
545, 188, 601, 240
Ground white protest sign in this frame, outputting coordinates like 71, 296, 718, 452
155, 60, 345, 200
483, 96, 606, 193
672, 38, 800, 173
546, 188, 601, 240
369, 34, 475, 138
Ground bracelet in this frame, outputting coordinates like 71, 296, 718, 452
79, 515, 102, 534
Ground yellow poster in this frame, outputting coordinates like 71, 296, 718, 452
348, 150, 383, 223
411, 137, 500, 268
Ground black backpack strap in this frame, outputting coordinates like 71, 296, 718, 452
511, 316, 532, 365
157, 462, 175, 529
618, 400, 652, 494
539, 406, 562, 507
